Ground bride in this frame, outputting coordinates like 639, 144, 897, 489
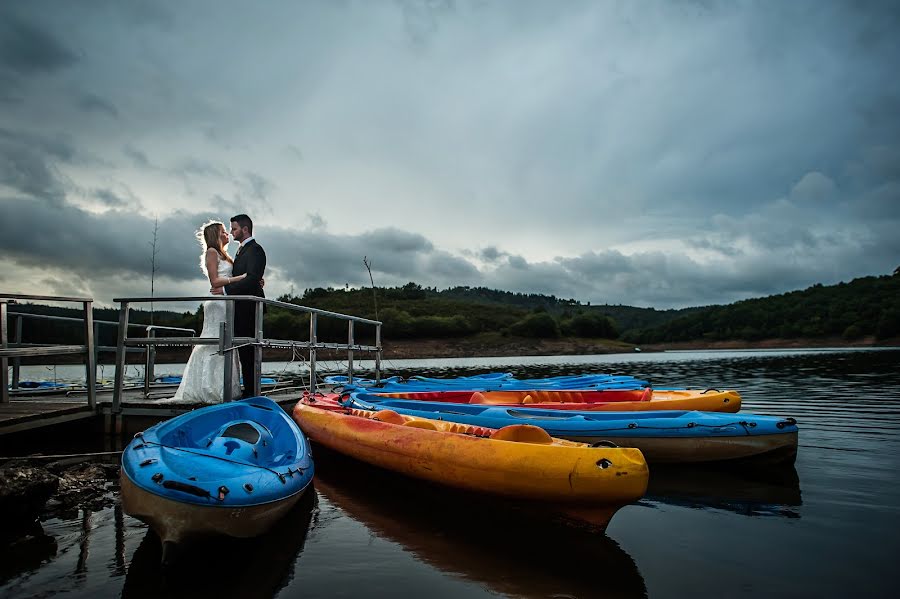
171, 220, 246, 403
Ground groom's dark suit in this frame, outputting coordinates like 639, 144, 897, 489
224, 238, 266, 398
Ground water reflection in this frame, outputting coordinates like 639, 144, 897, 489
121, 490, 317, 599
0, 522, 58, 585
313, 448, 648, 599
643, 464, 802, 518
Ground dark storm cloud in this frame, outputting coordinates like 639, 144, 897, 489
1, 1, 898, 309
0, 128, 76, 204
0, 11, 78, 75
0, 197, 205, 282
478, 247, 500, 262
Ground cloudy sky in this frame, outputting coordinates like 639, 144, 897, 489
1, 0, 898, 311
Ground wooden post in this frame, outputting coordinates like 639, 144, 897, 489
375, 323, 382, 384
143, 328, 156, 398
84, 301, 97, 410
112, 302, 130, 414
347, 320, 354, 385
252, 300, 263, 397
222, 300, 235, 401
1, 300, 8, 404
309, 313, 317, 395
12, 313, 22, 389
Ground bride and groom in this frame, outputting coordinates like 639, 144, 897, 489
172, 214, 266, 403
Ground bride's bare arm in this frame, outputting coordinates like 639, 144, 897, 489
206, 249, 246, 288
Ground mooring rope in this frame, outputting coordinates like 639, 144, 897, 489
0, 450, 123, 461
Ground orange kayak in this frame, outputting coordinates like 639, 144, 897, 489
292, 399, 648, 505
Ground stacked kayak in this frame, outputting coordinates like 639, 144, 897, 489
368, 388, 741, 413
292, 397, 648, 506
340, 393, 798, 464
121, 396, 314, 562
327, 372, 651, 391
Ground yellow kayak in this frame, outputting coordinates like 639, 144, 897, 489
293, 399, 648, 505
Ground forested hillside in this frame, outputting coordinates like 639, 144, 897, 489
622, 274, 900, 344
7, 271, 899, 347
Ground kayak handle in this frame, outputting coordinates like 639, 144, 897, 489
162, 480, 212, 499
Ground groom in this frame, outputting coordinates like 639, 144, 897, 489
222, 214, 266, 398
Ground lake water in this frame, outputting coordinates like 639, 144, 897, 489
2, 348, 899, 598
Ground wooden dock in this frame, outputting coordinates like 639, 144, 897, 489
0, 384, 306, 439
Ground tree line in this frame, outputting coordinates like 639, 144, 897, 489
7, 271, 899, 347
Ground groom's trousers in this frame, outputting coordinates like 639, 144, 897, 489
234, 303, 256, 398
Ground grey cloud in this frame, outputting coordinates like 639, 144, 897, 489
479, 246, 507, 262
359, 228, 433, 253
0, 197, 214, 284
0, 137, 68, 204
0, 12, 78, 75
240, 172, 275, 207
92, 188, 140, 209
1, 1, 897, 310
123, 145, 152, 169
173, 159, 232, 179
77, 93, 119, 118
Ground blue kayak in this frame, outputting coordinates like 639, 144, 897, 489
155, 376, 278, 385
15, 380, 70, 389
344, 393, 798, 465
330, 372, 650, 392
121, 396, 314, 555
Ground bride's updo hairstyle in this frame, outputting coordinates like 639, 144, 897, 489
196, 219, 233, 274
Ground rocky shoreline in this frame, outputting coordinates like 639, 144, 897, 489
0, 457, 120, 536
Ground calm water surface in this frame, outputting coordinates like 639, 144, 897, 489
3, 348, 899, 598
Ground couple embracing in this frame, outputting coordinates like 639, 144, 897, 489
172, 214, 266, 403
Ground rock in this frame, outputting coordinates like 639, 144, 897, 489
0, 466, 60, 527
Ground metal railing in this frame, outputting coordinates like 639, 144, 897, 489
3, 310, 195, 397
110, 295, 382, 413
1, 293, 97, 407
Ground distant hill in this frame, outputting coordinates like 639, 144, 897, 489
7, 271, 898, 348
622, 273, 900, 344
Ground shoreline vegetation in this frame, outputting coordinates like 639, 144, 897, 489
32, 333, 899, 366
10, 271, 899, 365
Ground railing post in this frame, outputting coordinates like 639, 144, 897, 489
1, 300, 8, 404
92, 321, 100, 385
347, 320, 354, 385
309, 313, 317, 395
143, 328, 156, 398
12, 313, 22, 390
375, 323, 382, 384
222, 300, 235, 401
84, 301, 97, 410
252, 300, 263, 397
112, 302, 130, 414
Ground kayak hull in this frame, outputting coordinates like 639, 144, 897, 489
292, 401, 648, 505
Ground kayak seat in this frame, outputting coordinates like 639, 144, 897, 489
490, 424, 553, 444
206, 420, 275, 464
372, 410, 407, 425
403, 419, 438, 431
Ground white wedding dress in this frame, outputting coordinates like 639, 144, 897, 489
171, 256, 241, 403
